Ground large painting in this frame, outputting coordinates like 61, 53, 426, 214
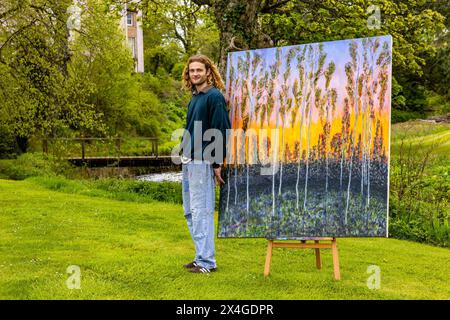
218, 36, 392, 239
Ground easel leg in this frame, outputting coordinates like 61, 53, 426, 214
264, 240, 273, 277
314, 240, 322, 269
331, 238, 341, 280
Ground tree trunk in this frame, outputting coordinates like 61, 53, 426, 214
192, 0, 274, 77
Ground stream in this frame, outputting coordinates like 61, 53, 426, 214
137, 171, 182, 183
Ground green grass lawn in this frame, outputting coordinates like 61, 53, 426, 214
1, 178, 449, 300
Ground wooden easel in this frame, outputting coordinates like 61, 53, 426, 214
264, 237, 341, 280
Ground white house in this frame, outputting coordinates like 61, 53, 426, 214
120, 4, 145, 73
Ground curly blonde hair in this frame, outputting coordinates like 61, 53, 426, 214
182, 54, 225, 92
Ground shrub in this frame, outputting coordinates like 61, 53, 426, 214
93, 178, 182, 204
389, 218, 430, 243
391, 109, 424, 123
0, 152, 75, 180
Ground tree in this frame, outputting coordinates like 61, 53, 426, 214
0, 0, 79, 151
270, 47, 282, 218
344, 40, 361, 225
140, 0, 219, 74
423, 0, 450, 98
187, 0, 445, 111
0, 0, 165, 157
261, 0, 444, 78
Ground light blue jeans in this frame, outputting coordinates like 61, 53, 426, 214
182, 161, 216, 269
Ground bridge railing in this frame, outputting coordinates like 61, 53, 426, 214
42, 137, 159, 160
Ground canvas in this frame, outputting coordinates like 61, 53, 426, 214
218, 36, 392, 239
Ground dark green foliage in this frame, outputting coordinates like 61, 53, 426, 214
0, 126, 18, 158
389, 125, 450, 248
389, 164, 450, 248
27, 175, 183, 205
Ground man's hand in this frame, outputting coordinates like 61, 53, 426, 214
213, 166, 225, 187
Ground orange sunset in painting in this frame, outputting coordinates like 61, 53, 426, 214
219, 36, 392, 239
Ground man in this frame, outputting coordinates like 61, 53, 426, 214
180, 54, 231, 273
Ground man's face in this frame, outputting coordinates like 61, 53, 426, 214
188, 62, 210, 87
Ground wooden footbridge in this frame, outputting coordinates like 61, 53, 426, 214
42, 137, 180, 168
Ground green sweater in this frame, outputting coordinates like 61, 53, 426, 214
182, 86, 231, 168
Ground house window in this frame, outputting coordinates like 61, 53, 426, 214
128, 37, 137, 59
126, 12, 134, 26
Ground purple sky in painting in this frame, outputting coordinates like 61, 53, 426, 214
225, 35, 392, 125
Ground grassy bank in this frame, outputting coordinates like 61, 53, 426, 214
389, 121, 450, 247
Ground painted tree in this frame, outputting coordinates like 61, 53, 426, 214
372, 119, 383, 161
227, 58, 239, 207
377, 41, 391, 118
290, 79, 299, 137
375, 42, 391, 161
364, 38, 379, 208
256, 64, 273, 172
344, 40, 361, 225
278, 47, 297, 195
358, 57, 368, 210
243, 51, 263, 214
339, 97, 351, 195
359, 38, 390, 211
294, 46, 308, 209
257, 70, 270, 127
361, 37, 381, 209
303, 44, 326, 212
265, 60, 277, 127
319, 61, 337, 217
254, 65, 269, 166
232, 79, 241, 206
234, 55, 248, 207
285, 90, 298, 167
225, 53, 236, 213
359, 39, 370, 210
271, 47, 282, 218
